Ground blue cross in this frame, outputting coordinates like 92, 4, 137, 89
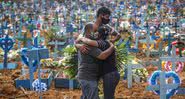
160, 46, 185, 71
151, 24, 161, 40
0, 35, 14, 69
156, 0, 163, 11
0, 25, 3, 36
3, 21, 9, 31
20, 47, 49, 90
20, 31, 49, 91
163, 33, 176, 56
127, 63, 144, 88
147, 71, 180, 99
173, 22, 180, 32
11, 12, 16, 19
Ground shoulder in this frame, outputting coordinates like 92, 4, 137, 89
85, 22, 94, 27
88, 46, 102, 57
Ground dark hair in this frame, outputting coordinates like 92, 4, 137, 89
98, 26, 110, 40
96, 7, 111, 17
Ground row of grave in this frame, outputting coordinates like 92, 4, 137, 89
0, 0, 184, 35
0, 33, 185, 99
0, 0, 184, 56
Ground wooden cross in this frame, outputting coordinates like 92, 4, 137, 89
125, 37, 139, 53
11, 13, 17, 36
150, 41, 164, 56
0, 35, 14, 69
146, 23, 151, 60
2, 21, 9, 35
163, 33, 175, 56
132, 31, 140, 53
146, 71, 180, 99
42, 0, 46, 10
17, 15, 23, 48
139, 33, 155, 57
55, 11, 59, 25
0, 23, 4, 37
126, 63, 144, 88
54, 40, 58, 60
149, 41, 164, 70
173, 22, 180, 33
20, 48, 49, 90
160, 46, 185, 71
48, 40, 66, 60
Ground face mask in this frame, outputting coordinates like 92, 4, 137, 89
102, 17, 110, 24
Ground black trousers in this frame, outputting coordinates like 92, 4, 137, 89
103, 71, 120, 99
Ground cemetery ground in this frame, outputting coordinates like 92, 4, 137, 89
0, 53, 185, 99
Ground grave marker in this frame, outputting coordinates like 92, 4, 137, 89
160, 46, 185, 71
147, 71, 180, 99
20, 47, 49, 89
127, 63, 144, 88
0, 35, 16, 69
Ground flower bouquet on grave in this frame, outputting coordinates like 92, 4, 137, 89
115, 37, 134, 70
40, 58, 63, 69
7, 50, 20, 62
132, 68, 149, 82
57, 45, 78, 79
0, 49, 20, 62
54, 45, 79, 89
43, 26, 66, 45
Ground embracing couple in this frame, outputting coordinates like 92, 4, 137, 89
75, 7, 121, 99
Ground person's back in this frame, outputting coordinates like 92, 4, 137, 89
77, 46, 101, 81
76, 23, 101, 81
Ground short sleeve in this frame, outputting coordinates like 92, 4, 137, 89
88, 46, 102, 58
97, 40, 107, 49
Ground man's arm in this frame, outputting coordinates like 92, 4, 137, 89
74, 23, 93, 53
97, 42, 114, 60
89, 42, 114, 60
74, 42, 89, 54
110, 29, 121, 43
78, 37, 99, 47
106, 25, 121, 43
